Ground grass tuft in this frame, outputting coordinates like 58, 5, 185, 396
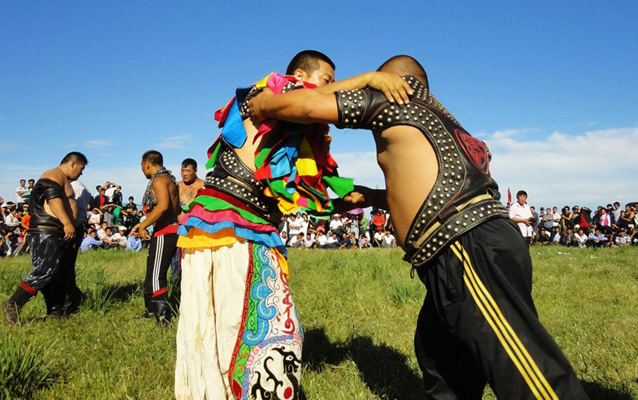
0, 333, 55, 399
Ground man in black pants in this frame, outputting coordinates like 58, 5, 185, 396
132, 150, 180, 323
248, 55, 589, 399
2, 152, 88, 325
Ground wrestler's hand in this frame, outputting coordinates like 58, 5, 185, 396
63, 222, 76, 240
139, 228, 150, 241
247, 88, 274, 125
343, 191, 365, 205
365, 72, 413, 105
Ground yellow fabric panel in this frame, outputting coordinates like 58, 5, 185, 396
177, 227, 241, 249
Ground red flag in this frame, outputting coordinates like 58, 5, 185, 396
507, 188, 512, 204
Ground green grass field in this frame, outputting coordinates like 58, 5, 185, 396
1, 246, 637, 399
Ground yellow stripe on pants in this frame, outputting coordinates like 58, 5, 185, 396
450, 242, 558, 400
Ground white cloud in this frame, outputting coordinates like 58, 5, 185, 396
157, 135, 192, 149
330, 151, 385, 189
487, 127, 638, 208
83, 140, 112, 149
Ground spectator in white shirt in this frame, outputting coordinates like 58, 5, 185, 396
509, 190, 534, 246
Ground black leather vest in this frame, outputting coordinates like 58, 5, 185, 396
28, 178, 65, 230
334, 76, 508, 267
204, 138, 282, 225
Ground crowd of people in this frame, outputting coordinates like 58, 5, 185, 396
509, 191, 638, 248
277, 209, 397, 250
0, 179, 148, 258
3, 179, 637, 258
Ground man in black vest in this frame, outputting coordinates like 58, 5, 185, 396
2, 152, 87, 325
248, 55, 588, 399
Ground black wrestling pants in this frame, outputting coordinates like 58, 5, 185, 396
415, 218, 588, 399
144, 233, 178, 301
23, 232, 79, 313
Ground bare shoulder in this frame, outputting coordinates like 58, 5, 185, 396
41, 168, 65, 184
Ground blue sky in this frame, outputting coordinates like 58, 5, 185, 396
1, 1, 637, 210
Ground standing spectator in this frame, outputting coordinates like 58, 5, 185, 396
102, 182, 121, 204
371, 209, 386, 233
288, 214, 301, 238
614, 204, 635, 231
552, 207, 560, 230
559, 206, 573, 232
541, 208, 554, 231
16, 179, 28, 208
509, 190, 534, 246
529, 206, 539, 233
598, 208, 611, 234
88, 208, 103, 229
579, 207, 592, 231
612, 202, 622, 225
71, 180, 92, 229
571, 206, 581, 228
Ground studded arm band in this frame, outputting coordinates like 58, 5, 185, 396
335, 89, 372, 129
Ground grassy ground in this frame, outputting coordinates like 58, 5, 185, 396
0, 246, 637, 399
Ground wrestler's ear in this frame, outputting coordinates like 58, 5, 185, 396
293, 68, 307, 81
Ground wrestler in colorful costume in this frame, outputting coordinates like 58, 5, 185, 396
141, 167, 179, 321
331, 76, 589, 398
175, 73, 353, 400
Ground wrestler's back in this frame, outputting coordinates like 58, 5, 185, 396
373, 125, 438, 248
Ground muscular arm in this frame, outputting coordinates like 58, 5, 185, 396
250, 72, 410, 125
251, 88, 339, 125
138, 176, 171, 232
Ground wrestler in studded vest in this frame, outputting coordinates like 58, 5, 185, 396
334, 76, 509, 268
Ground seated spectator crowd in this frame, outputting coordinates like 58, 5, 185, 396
277, 209, 397, 250
515, 202, 638, 248
3, 176, 636, 258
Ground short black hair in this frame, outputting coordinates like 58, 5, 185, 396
181, 158, 197, 170
286, 50, 335, 75
377, 55, 428, 88
516, 190, 527, 197
142, 150, 163, 166
128, 196, 134, 201
61, 151, 89, 165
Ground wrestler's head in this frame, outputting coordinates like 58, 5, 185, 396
377, 55, 429, 89
141, 150, 164, 179
286, 50, 335, 87
60, 151, 89, 181
180, 158, 198, 184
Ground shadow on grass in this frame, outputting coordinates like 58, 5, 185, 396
582, 381, 636, 400
302, 328, 425, 399
109, 283, 140, 303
